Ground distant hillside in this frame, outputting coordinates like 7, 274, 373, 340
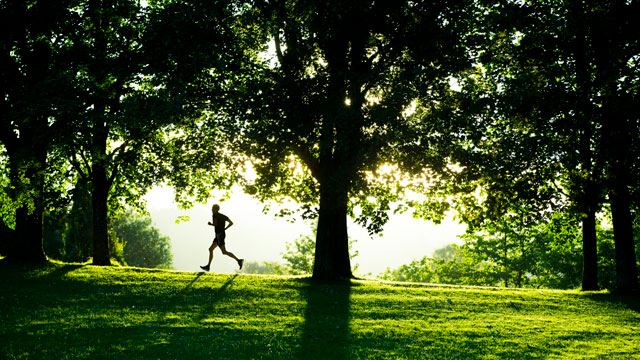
1, 264, 638, 359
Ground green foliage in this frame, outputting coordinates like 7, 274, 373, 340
184, 0, 482, 232
61, 0, 179, 203
383, 211, 640, 290
380, 244, 499, 286
282, 234, 359, 275
1, 265, 639, 359
0, 147, 14, 231
143, 0, 259, 208
112, 214, 173, 269
40, 180, 93, 263
241, 261, 287, 275
282, 235, 316, 275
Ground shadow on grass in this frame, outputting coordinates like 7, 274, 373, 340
0, 261, 85, 284
197, 274, 238, 322
298, 280, 352, 359
45, 264, 86, 280
179, 272, 205, 294
582, 292, 640, 313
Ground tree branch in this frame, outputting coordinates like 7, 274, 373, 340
273, 28, 286, 67
70, 140, 92, 177
295, 144, 320, 180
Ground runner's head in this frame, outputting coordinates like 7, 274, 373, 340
211, 204, 220, 214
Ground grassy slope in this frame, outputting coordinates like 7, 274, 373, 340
0, 264, 639, 359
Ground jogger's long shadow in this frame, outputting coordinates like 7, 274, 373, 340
179, 272, 205, 295
196, 273, 238, 322
298, 280, 352, 359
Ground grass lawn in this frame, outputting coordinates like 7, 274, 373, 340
1, 263, 639, 359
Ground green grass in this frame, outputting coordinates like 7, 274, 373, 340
1, 264, 639, 359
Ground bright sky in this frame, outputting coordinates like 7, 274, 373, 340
144, 185, 466, 277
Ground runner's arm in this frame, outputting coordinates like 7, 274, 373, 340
225, 218, 233, 230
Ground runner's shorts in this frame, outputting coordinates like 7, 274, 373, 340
214, 231, 226, 246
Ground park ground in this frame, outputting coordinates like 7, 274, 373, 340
1, 263, 639, 359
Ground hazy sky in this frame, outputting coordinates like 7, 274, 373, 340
145, 185, 466, 276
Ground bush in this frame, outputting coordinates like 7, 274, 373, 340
112, 215, 173, 269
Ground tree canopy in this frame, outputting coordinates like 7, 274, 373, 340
0, 0, 638, 291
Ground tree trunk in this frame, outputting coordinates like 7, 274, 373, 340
12, 205, 46, 263
503, 233, 509, 287
592, 0, 638, 294
581, 202, 599, 290
68, 178, 93, 261
91, 161, 110, 265
609, 164, 638, 293
571, 0, 599, 291
0, 220, 12, 255
602, 99, 638, 293
91, 115, 111, 266
5, 143, 47, 264
312, 177, 352, 281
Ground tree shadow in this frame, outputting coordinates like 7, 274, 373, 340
298, 280, 352, 359
0, 261, 85, 281
45, 264, 86, 280
582, 291, 640, 313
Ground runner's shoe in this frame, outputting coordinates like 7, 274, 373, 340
200, 265, 210, 271
238, 259, 244, 270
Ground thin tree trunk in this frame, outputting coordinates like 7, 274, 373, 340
68, 178, 93, 261
313, 177, 352, 281
571, 0, 599, 291
503, 233, 509, 287
581, 200, 599, 290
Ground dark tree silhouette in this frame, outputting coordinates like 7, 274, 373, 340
0, 0, 76, 263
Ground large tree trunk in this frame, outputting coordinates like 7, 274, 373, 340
592, 0, 638, 294
6, 146, 47, 264
313, 176, 352, 281
603, 100, 638, 293
91, 163, 110, 265
609, 179, 637, 293
12, 205, 46, 263
602, 88, 638, 293
91, 116, 111, 266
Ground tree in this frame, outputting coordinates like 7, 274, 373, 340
589, 0, 639, 293
410, 0, 639, 292
380, 244, 499, 286
0, 0, 77, 263
282, 234, 358, 275
282, 235, 315, 275
63, 0, 179, 265
112, 214, 172, 269
221, 0, 475, 280
241, 261, 287, 275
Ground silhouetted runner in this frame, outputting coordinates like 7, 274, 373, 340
200, 204, 244, 271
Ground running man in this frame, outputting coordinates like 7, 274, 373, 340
200, 204, 244, 271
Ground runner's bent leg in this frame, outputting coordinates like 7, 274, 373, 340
207, 240, 218, 266
219, 244, 240, 262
